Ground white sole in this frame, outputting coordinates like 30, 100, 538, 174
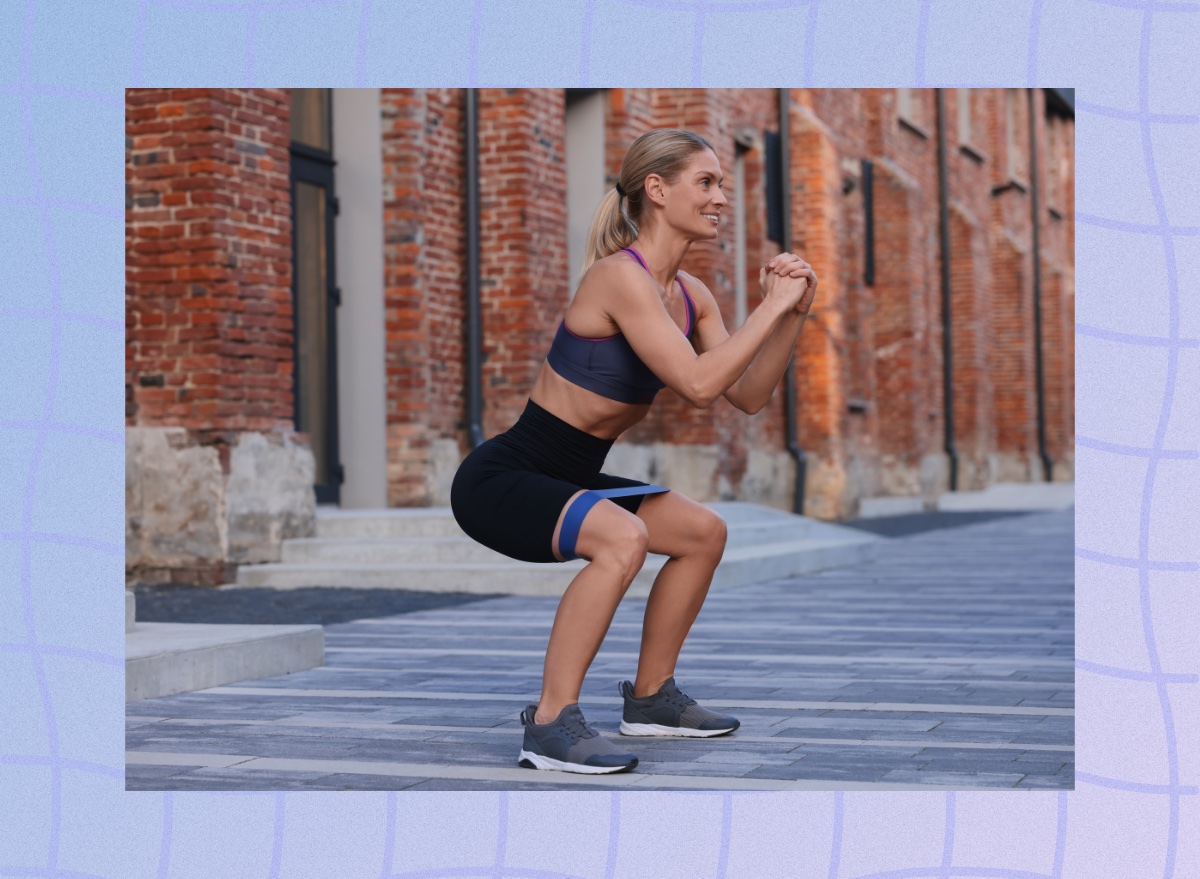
619, 721, 738, 738
518, 749, 636, 774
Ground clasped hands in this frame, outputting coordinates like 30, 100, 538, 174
758, 252, 818, 315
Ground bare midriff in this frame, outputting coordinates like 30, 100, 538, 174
527, 362, 653, 440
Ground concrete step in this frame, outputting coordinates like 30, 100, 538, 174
858, 495, 926, 518
938, 482, 1074, 512
281, 518, 848, 565
237, 532, 878, 597
126, 622, 325, 702
313, 502, 853, 539
243, 502, 880, 596
315, 508, 464, 539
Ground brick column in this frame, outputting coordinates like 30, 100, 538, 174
125, 88, 313, 585
948, 205, 995, 487
380, 88, 467, 507
869, 156, 943, 496
476, 88, 569, 436
789, 99, 852, 519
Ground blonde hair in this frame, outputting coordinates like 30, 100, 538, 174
579, 128, 714, 281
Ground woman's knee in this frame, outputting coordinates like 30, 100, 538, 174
580, 507, 649, 580
685, 508, 727, 560
705, 511, 728, 555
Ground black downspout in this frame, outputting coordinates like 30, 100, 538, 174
465, 89, 485, 448
1028, 88, 1052, 482
935, 89, 959, 492
778, 87, 807, 515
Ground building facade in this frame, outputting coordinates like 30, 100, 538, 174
125, 87, 1075, 585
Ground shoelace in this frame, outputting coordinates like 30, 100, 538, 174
559, 712, 597, 741
659, 687, 697, 710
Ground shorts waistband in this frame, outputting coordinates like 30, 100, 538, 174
496, 399, 615, 482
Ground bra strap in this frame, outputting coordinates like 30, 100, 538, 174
620, 247, 652, 274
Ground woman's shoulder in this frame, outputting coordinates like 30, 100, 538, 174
674, 269, 716, 308
675, 268, 708, 292
578, 250, 649, 294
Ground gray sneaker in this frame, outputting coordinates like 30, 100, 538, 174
518, 703, 639, 774
619, 677, 740, 737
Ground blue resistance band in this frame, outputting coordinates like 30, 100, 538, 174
558, 484, 670, 560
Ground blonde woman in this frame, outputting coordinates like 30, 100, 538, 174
451, 128, 817, 774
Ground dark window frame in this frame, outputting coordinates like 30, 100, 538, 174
289, 90, 342, 504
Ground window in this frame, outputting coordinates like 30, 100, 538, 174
957, 89, 984, 162
1006, 88, 1028, 182
290, 88, 341, 503
897, 88, 929, 138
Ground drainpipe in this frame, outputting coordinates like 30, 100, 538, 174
1028, 88, 1052, 482
778, 87, 807, 515
465, 88, 485, 448
935, 89, 959, 491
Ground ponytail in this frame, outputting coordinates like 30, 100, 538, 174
576, 128, 714, 285
579, 187, 637, 282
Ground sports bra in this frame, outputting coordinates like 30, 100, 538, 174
546, 247, 696, 405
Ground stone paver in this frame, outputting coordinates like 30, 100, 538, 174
126, 508, 1074, 791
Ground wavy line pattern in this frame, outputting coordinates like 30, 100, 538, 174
1, 0, 1195, 878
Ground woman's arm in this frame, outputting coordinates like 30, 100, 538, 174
688, 258, 818, 414
600, 258, 809, 408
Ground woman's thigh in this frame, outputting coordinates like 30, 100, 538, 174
633, 491, 728, 560
550, 492, 651, 563
452, 454, 580, 564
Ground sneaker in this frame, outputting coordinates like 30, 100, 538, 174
518, 703, 639, 774
618, 677, 740, 737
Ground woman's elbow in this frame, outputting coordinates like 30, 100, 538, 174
734, 392, 770, 415
679, 381, 718, 409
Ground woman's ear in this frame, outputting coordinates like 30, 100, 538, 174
643, 173, 667, 204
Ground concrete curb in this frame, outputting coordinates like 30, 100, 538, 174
126, 621, 324, 703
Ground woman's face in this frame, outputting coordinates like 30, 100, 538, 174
659, 148, 727, 241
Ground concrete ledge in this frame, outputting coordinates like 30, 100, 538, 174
938, 482, 1075, 512
126, 622, 324, 702
858, 496, 925, 518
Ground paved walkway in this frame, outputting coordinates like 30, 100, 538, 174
126, 508, 1074, 791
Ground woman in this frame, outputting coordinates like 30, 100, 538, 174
451, 128, 817, 774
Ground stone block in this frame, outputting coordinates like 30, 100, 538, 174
126, 427, 225, 570
227, 431, 316, 564
126, 426, 317, 579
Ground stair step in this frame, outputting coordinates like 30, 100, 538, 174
126, 622, 324, 702
282, 518, 852, 565
312, 503, 856, 541
315, 508, 464, 539
237, 535, 878, 596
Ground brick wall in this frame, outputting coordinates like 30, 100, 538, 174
380, 88, 468, 506
126, 88, 294, 444
126, 87, 1075, 525
475, 88, 571, 437
125, 88, 312, 585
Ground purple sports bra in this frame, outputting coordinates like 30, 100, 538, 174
545, 247, 696, 405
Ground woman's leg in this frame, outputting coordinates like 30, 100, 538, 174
533, 493, 649, 724
629, 492, 728, 698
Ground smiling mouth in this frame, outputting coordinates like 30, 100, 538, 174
702, 213, 720, 224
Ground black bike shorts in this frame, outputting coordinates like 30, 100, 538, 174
450, 398, 668, 563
